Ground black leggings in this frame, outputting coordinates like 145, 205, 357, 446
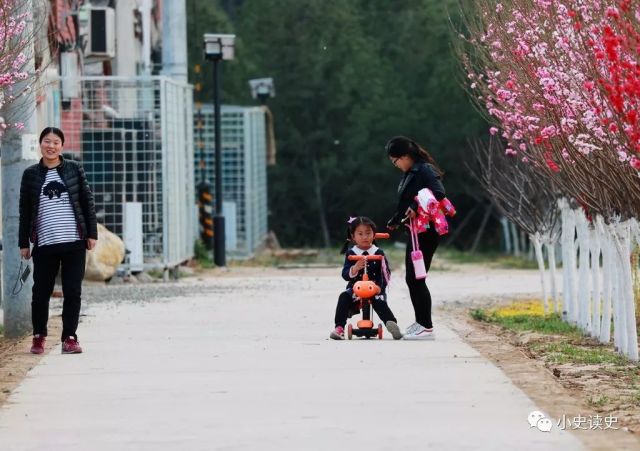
31, 241, 86, 341
405, 228, 439, 329
334, 290, 397, 328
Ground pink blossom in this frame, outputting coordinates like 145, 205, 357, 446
540, 125, 556, 138
489, 127, 499, 135
605, 7, 619, 19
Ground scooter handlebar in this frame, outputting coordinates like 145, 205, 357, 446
348, 255, 383, 261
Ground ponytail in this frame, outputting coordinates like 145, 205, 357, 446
385, 136, 444, 177
414, 143, 444, 177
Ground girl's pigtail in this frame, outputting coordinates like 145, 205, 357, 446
340, 239, 350, 254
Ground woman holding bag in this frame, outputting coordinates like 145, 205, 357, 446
386, 136, 445, 340
19, 127, 98, 355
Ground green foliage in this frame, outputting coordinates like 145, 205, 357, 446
193, 239, 209, 261
470, 308, 491, 322
470, 308, 582, 336
531, 342, 630, 366
193, 239, 215, 268
496, 314, 582, 336
187, 0, 487, 246
587, 395, 609, 408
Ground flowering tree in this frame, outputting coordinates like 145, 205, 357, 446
459, 0, 640, 220
0, 0, 49, 135
459, 0, 640, 360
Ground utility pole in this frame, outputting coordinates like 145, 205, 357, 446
2, 0, 39, 338
161, 0, 188, 82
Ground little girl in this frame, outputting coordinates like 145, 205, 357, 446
330, 216, 403, 340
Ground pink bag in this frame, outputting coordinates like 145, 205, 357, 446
409, 218, 427, 280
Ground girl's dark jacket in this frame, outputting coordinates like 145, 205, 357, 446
387, 162, 446, 228
19, 156, 98, 248
341, 247, 390, 293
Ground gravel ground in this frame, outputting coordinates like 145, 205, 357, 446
81, 281, 222, 304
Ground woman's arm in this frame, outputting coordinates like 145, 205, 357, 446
18, 170, 32, 250
78, 164, 98, 240
405, 165, 446, 216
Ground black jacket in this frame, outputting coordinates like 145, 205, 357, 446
388, 162, 445, 227
19, 156, 98, 248
341, 247, 390, 293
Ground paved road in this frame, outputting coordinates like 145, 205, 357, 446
0, 267, 585, 450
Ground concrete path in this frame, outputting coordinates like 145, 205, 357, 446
0, 266, 585, 450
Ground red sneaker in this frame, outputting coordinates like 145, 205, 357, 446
30, 335, 46, 354
330, 326, 345, 340
62, 337, 83, 354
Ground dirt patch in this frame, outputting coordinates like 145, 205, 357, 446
0, 316, 62, 408
442, 307, 640, 451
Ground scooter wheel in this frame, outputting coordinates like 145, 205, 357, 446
377, 324, 383, 340
347, 324, 353, 340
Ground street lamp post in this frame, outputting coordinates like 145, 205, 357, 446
249, 77, 275, 105
203, 33, 235, 266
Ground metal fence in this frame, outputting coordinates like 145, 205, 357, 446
58, 76, 195, 270
195, 104, 268, 258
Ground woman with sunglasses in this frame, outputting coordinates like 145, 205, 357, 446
386, 136, 445, 340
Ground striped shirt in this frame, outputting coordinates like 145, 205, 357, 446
36, 168, 80, 246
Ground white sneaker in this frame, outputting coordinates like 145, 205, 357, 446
404, 326, 435, 340
405, 322, 420, 335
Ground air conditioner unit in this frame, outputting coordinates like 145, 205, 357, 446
86, 7, 115, 59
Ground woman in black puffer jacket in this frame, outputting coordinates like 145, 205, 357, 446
19, 127, 98, 355
386, 136, 446, 341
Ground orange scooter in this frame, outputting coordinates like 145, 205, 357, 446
346, 233, 389, 340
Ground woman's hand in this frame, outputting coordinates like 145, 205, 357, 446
404, 207, 417, 219
87, 238, 97, 251
20, 248, 31, 260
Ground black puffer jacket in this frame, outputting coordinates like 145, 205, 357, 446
387, 162, 446, 228
19, 156, 98, 248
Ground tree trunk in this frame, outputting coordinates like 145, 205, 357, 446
546, 241, 559, 313
531, 234, 548, 314
510, 221, 520, 256
500, 216, 512, 254
2, 0, 38, 337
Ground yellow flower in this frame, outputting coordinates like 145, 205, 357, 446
492, 299, 546, 318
